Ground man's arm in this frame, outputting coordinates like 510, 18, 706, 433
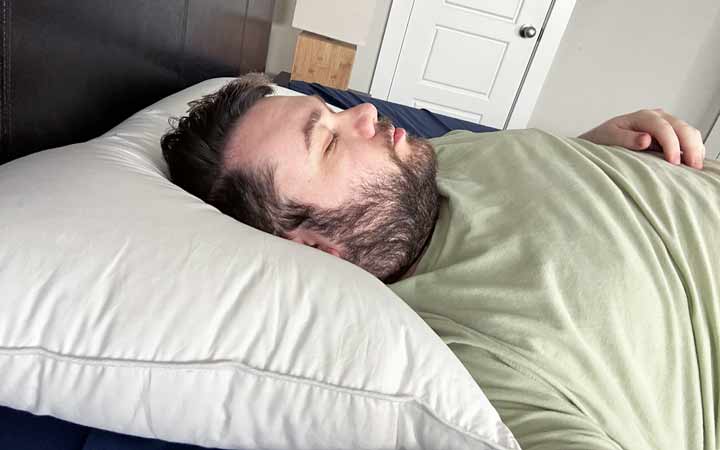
579, 109, 706, 169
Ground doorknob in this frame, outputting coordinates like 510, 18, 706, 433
519, 25, 537, 39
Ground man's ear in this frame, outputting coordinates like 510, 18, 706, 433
286, 228, 342, 258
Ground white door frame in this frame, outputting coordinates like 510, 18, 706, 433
706, 112, 720, 159
370, 0, 576, 130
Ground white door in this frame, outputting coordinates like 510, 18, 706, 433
372, 0, 553, 129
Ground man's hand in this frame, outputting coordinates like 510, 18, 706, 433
579, 109, 705, 169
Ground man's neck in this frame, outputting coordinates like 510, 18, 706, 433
398, 218, 437, 281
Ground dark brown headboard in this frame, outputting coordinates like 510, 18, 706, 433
0, 0, 275, 165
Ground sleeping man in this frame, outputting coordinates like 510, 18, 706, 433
161, 74, 719, 450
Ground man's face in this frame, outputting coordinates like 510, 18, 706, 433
224, 94, 439, 281
225, 95, 417, 209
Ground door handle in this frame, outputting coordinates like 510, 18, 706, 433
519, 25, 537, 39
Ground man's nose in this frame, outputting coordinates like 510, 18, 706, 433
346, 103, 378, 139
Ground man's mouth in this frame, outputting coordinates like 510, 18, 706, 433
376, 119, 402, 150
393, 127, 406, 146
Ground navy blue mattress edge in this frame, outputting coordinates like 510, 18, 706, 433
286, 80, 497, 139
0, 80, 495, 450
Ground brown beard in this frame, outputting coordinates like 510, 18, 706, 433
297, 124, 440, 282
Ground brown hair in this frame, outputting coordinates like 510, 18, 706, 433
161, 73, 288, 233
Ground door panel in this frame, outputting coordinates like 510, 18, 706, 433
423, 26, 507, 97
445, 0, 523, 22
387, 0, 552, 128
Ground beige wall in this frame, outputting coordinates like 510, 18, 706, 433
528, 0, 720, 138
265, 0, 301, 78
265, 0, 391, 92
348, 0, 392, 92
267, 0, 720, 139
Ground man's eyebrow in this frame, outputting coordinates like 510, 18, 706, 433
302, 109, 322, 154
302, 96, 333, 153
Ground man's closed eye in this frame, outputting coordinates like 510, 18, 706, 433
325, 133, 338, 157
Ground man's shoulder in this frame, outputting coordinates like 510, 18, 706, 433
429, 128, 563, 174
430, 128, 556, 149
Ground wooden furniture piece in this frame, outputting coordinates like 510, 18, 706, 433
290, 31, 356, 89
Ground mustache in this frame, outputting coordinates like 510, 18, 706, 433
375, 117, 396, 150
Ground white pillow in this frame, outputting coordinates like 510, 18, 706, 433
0, 78, 520, 450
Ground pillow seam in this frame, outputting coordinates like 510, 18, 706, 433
0, 346, 502, 447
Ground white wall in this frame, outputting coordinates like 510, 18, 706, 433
528, 0, 720, 138
265, 0, 391, 93
265, 0, 301, 78
348, 0, 392, 92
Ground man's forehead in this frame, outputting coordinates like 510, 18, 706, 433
251, 94, 330, 119
249, 95, 325, 130
223, 96, 309, 169
263, 94, 322, 109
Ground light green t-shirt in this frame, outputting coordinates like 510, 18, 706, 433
390, 129, 720, 450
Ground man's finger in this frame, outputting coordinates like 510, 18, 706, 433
656, 112, 705, 168
676, 125, 704, 169
635, 131, 652, 150
657, 114, 704, 169
629, 113, 681, 164
611, 128, 652, 150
